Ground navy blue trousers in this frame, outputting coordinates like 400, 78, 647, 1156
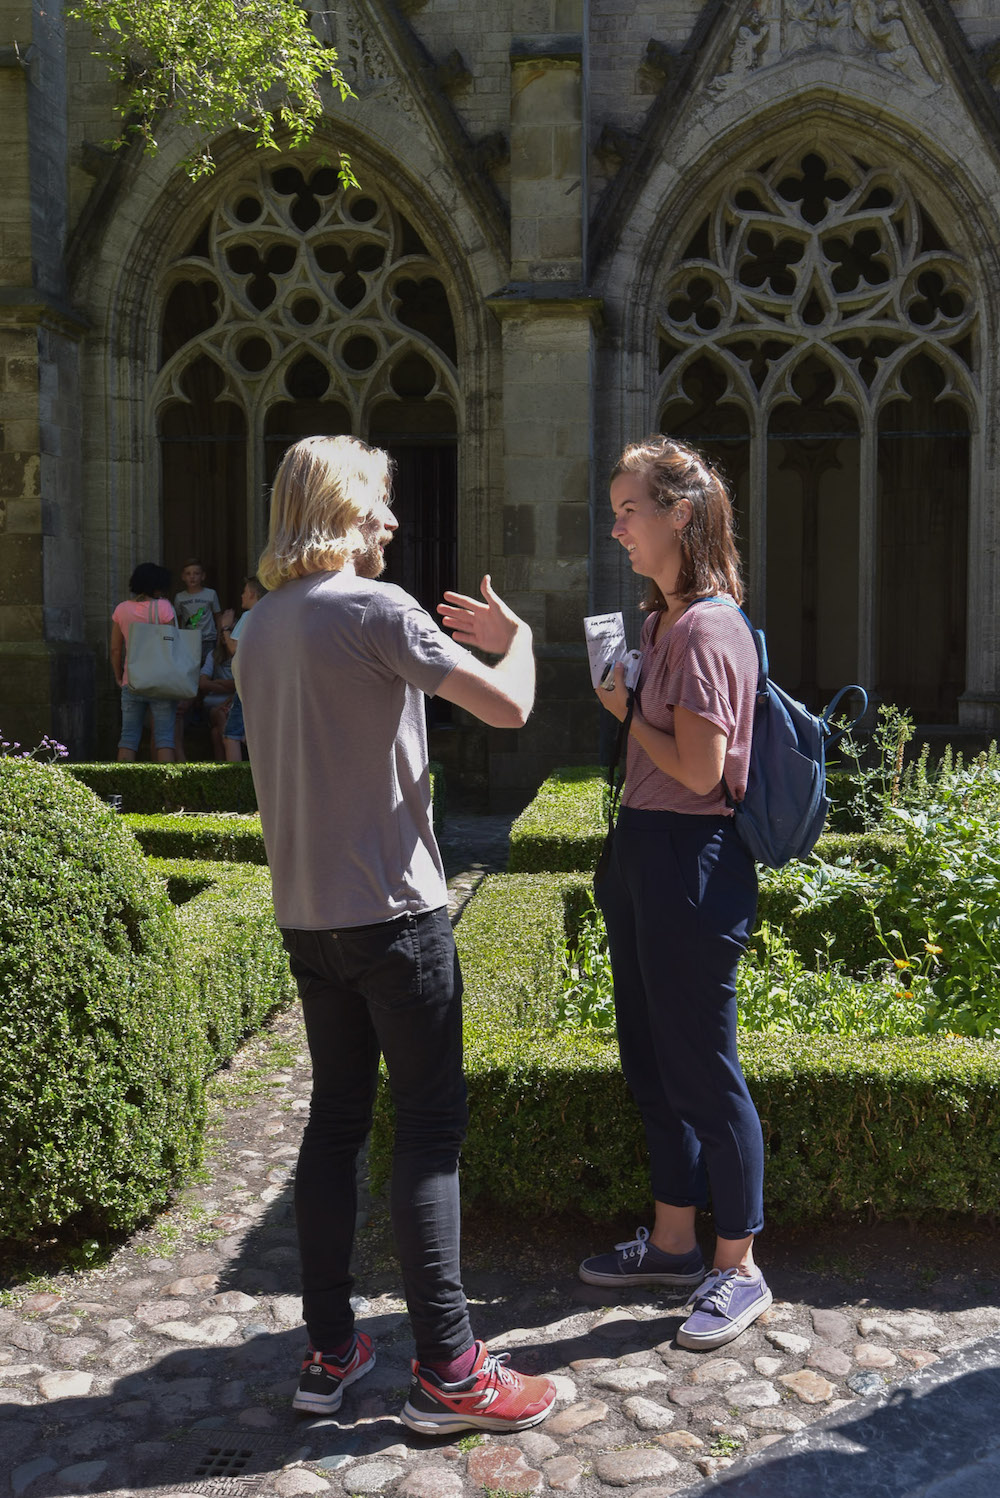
595, 807, 765, 1240
282, 908, 473, 1362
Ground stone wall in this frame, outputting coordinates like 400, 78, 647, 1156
5, 2, 1000, 786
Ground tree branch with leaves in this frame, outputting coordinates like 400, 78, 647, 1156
69, 0, 357, 180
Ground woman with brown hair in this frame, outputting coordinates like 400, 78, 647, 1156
578, 436, 771, 1351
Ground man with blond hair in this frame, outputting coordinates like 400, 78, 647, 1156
234, 435, 553, 1435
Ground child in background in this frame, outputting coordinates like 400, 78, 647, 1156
198, 627, 236, 761
174, 558, 223, 759
174, 558, 222, 647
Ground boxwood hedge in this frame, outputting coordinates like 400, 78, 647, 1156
0, 761, 207, 1247
0, 762, 293, 1251
128, 813, 267, 864
67, 760, 445, 826
372, 872, 1000, 1222
66, 762, 258, 813
508, 766, 906, 967
508, 766, 902, 877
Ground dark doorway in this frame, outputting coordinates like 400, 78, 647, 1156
766, 356, 860, 710
877, 354, 968, 722
160, 356, 248, 616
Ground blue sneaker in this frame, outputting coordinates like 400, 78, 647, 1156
676, 1267, 772, 1350
578, 1226, 706, 1288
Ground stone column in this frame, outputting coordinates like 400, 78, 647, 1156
0, 0, 92, 758
485, 3, 600, 799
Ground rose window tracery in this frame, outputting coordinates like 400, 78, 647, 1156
154, 161, 460, 433
657, 146, 977, 421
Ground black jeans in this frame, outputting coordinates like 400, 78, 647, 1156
281, 908, 473, 1363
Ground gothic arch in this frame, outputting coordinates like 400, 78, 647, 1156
623, 122, 992, 722
75, 126, 503, 677
149, 162, 465, 610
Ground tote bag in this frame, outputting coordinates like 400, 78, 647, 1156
126, 602, 202, 700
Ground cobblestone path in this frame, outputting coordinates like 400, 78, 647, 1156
2, 814, 1000, 1497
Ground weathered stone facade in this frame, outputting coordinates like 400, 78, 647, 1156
4, 1, 1000, 795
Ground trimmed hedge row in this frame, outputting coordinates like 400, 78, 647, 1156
66, 762, 258, 813
0, 760, 292, 1250
149, 858, 296, 1065
508, 766, 902, 876
371, 872, 1000, 1222
507, 766, 904, 966
128, 814, 267, 864
67, 761, 445, 826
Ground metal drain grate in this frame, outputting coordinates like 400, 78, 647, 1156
160, 1430, 292, 1496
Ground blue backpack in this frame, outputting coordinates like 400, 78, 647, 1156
697, 598, 868, 868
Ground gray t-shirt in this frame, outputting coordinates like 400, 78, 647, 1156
233, 571, 463, 929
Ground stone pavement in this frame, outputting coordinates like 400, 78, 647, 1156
2, 813, 1000, 1498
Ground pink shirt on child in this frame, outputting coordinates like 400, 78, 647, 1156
112, 598, 176, 686
622, 598, 758, 816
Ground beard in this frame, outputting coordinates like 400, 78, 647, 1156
355, 531, 388, 579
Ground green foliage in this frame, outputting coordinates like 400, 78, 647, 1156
125, 812, 267, 863
827, 703, 915, 832
369, 871, 1000, 1223
0, 761, 206, 1246
66, 761, 444, 825
172, 862, 296, 1063
66, 762, 258, 813
69, 0, 357, 179
0, 757, 293, 1252
509, 764, 902, 879
509, 766, 608, 873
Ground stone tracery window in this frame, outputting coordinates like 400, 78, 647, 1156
155, 161, 460, 612
656, 145, 978, 721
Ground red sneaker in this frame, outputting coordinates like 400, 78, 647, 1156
292, 1331, 376, 1414
400, 1341, 555, 1434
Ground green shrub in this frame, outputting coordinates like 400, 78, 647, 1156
167, 861, 296, 1063
0, 762, 207, 1247
126, 813, 267, 863
372, 871, 1000, 1221
67, 761, 446, 826
509, 767, 605, 873
66, 762, 258, 813
510, 766, 903, 881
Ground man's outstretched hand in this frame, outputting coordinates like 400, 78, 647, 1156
437, 574, 527, 656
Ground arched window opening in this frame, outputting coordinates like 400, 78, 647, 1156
877, 354, 969, 721
655, 143, 979, 721
159, 355, 247, 611
659, 355, 751, 581
767, 356, 859, 705
155, 161, 461, 621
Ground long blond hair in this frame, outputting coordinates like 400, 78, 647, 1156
257, 436, 393, 590
611, 436, 743, 609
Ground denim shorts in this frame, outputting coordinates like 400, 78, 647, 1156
225, 692, 245, 741
119, 685, 177, 751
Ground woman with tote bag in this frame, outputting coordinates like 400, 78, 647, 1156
110, 563, 185, 762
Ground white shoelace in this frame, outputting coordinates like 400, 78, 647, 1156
614, 1225, 652, 1266
481, 1350, 517, 1387
694, 1267, 741, 1314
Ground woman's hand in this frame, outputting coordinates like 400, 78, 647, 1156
595, 661, 631, 722
437, 574, 525, 656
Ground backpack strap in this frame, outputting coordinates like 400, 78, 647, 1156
605, 690, 636, 835
822, 684, 869, 751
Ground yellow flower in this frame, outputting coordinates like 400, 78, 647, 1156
903, 991, 914, 1000
924, 943, 943, 955
893, 958, 912, 970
